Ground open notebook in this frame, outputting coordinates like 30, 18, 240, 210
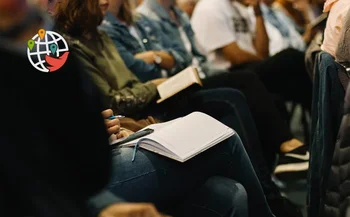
111, 112, 235, 162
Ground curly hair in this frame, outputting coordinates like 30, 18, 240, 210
54, 0, 103, 38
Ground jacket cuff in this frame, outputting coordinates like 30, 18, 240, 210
144, 81, 159, 99
86, 190, 125, 217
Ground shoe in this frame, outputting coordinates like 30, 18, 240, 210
268, 196, 303, 217
274, 145, 309, 179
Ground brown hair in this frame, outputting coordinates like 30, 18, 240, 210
54, 0, 103, 38
118, 0, 135, 25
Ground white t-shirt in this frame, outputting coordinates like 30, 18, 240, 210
191, 0, 257, 70
178, 26, 206, 78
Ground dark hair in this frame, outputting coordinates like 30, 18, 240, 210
54, 0, 103, 38
118, 0, 135, 25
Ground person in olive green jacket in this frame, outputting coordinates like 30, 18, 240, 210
65, 31, 164, 117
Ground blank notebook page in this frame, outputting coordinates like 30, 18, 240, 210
150, 112, 231, 159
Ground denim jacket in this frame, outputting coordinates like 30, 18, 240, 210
99, 12, 191, 82
137, 0, 211, 76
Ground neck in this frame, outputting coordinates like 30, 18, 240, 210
156, 0, 173, 11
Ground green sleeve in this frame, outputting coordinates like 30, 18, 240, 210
72, 46, 158, 115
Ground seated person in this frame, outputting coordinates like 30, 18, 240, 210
321, 0, 350, 57
52, 1, 278, 216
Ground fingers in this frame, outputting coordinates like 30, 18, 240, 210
101, 109, 114, 119
117, 130, 130, 139
109, 134, 117, 142
104, 118, 120, 135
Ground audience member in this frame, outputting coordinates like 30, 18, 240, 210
321, 0, 350, 57
53, 0, 277, 217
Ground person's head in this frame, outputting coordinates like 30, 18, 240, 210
108, 0, 135, 25
176, 0, 197, 17
55, 0, 106, 38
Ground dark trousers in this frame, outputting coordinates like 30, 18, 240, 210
250, 48, 312, 110
150, 88, 282, 202
203, 69, 293, 167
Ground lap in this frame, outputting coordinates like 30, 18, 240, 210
107, 134, 242, 210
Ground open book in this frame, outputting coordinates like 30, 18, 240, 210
111, 112, 235, 162
157, 66, 203, 103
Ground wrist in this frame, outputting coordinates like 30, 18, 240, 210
153, 51, 162, 65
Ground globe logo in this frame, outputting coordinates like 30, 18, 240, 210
27, 29, 69, 73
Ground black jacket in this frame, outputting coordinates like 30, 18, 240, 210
0, 39, 122, 217
324, 82, 350, 217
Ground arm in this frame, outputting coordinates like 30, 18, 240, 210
72, 45, 158, 115
134, 50, 175, 70
99, 26, 161, 82
145, 16, 192, 74
221, 42, 263, 65
251, 2, 269, 58
191, 4, 261, 66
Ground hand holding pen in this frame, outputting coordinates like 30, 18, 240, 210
101, 109, 122, 136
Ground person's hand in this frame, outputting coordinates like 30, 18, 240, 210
116, 129, 134, 139
151, 78, 167, 86
101, 109, 121, 136
98, 203, 171, 217
135, 51, 157, 64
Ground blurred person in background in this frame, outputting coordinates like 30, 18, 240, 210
273, 0, 318, 33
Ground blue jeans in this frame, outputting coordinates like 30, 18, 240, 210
107, 133, 274, 217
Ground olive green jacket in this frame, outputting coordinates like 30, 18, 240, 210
66, 32, 158, 116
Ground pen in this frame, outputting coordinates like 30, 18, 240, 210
108, 115, 125, 120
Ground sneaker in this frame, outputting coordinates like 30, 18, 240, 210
274, 145, 309, 179
268, 196, 303, 217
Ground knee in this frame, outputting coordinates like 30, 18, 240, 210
205, 177, 248, 216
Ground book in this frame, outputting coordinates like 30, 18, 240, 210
157, 66, 203, 103
111, 112, 235, 162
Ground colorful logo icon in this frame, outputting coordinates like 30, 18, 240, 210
27, 29, 69, 73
